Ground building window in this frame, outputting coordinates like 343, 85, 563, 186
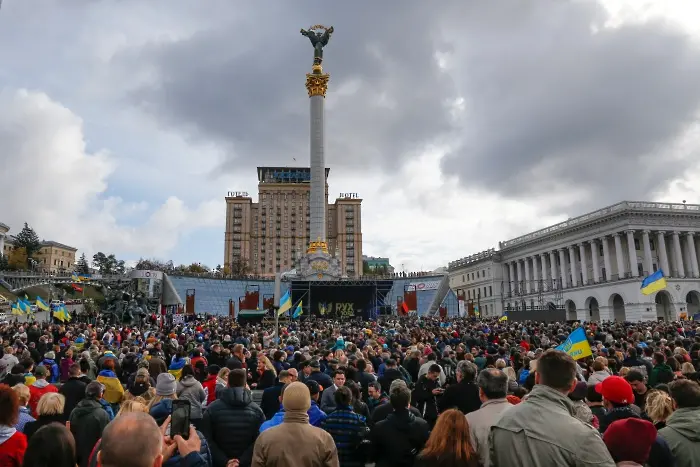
650, 240, 655, 250
489, 286, 492, 296
634, 239, 640, 250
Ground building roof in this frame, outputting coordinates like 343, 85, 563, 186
0, 222, 9, 232
448, 248, 498, 271
4, 236, 77, 252
257, 166, 330, 183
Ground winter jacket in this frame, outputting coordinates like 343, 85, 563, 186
202, 374, 218, 405
201, 387, 265, 467
177, 375, 207, 420
369, 409, 430, 467
466, 398, 512, 467
260, 382, 284, 420
321, 405, 368, 467
659, 407, 700, 467
149, 398, 174, 425
260, 401, 327, 433
438, 378, 481, 415
23, 413, 66, 440
59, 357, 74, 382
41, 358, 60, 383
28, 380, 58, 417
648, 363, 674, 387
60, 376, 88, 416
412, 375, 441, 425
96, 369, 124, 404
252, 411, 339, 467
490, 385, 616, 467
587, 370, 611, 386
69, 398, 110, 467
0, 426, 26, 467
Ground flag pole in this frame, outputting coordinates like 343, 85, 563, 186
273, 273, 281, 346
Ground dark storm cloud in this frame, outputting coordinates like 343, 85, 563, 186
440, 2, 700, 210
122, 2, 460, 174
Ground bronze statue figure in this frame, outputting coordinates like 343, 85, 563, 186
300, 25, 334, 65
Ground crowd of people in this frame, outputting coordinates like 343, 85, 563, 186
0, 315, 699, 467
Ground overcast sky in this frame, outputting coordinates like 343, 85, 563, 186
1, 1, 699, 271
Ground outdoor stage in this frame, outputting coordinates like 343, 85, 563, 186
288, 279, 394, 320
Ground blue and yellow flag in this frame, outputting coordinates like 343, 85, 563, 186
54, 305, 71, 322
18, 299, 31, 314
36, 296, 50, 311
499, 314, 508, 322
277, 290, 292, 317
71, 273, 81, 282
641, 269, 667, 296
11, 302, 22, 315
555, 327, 592, 360
293, 300, 303, 319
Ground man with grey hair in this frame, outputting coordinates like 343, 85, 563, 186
439, 359, 481, 414
466, 368, 512, 466
370, 378, 422, 426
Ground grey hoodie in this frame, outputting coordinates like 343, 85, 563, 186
659, 407, 700, 467
176, 375, 206, 420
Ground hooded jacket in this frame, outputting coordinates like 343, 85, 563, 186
176, 375, 207, 420
201, 387, 264, 467
369, 409, 430, 467
69, 398, 110, 467
0, 425, 26, 467
28, 379, 58, 417
659, 407, 700, 467
41, 358, 60, 384
648, 363, 674, 387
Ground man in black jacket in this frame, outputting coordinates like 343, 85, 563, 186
60, 363, 87, 416
354, 359, 376, 400
260, 370, 292, 420
201, 368, 265, 467
370, 379, 422, 427
438, 360, 481, 415
69, 381, 110, 467
370, 377, 430, 467
378, 359, 404, 394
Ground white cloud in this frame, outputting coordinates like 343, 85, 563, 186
0, 88, 222, 261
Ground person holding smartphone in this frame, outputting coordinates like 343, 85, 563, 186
412, 364, 443, 428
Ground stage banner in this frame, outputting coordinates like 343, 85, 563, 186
305, 284, 374, 319
406, 280, 440, 291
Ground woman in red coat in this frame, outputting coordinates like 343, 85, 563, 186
0, 384, 28, 467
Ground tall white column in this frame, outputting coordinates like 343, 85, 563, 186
613, 233, 626, 279
589, 240, 600, 283
657, 231, 670, 276
540, 253, 548, 289
524, 257, 531, 294
602, 236, 613, 281
508, 262, 515, 295
672, 231, 685, 278
642, 230, 653, 275
558, 248, 568, 288
568, 245, 579, 287
0, 234, 4, 258
532, 255, 540, 292
626, 230, 638, 277
686, 232, 699, 278
549, 251, 558, 289
517, 260, 524, 295
579, 243, 589, 285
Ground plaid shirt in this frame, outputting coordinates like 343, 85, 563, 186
322, 405, 368, 467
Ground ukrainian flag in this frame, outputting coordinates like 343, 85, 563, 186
277, 290, 292, 317
293, 300, 303, 319
36, 296, 50, 311
641, 269, 667, 296
11, 302, 22, 315
18, 299, 31, 314
54, 305, 71, 322
499, 314, 508, 322
555, 327, 592, 360
71, 273, 81, 282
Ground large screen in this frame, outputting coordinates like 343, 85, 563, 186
293, 283, 374, 319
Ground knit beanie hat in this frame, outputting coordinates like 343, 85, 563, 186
155, 373, 177, 396
603, 418, 656, 464
283, 381, 311, 413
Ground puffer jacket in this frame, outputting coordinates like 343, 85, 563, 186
177, 375, 206, 420
200, 387, 265, 467
659, 407, 700, 467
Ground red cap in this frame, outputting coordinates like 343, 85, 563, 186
595, 376, 634, 405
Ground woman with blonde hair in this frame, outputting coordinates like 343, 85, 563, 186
251, 355, 276, 390
116, 399, 148, 417
680, 361, 695, 376
415, 408, 479, 467
23, 392, 66, 440
11, 384, 35, 432
216, 367, 230, 397
645, 389, 674, 430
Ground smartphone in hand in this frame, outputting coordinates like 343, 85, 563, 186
170, 400, 191, 440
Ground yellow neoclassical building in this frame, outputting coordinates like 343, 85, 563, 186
1, 222, 78, 273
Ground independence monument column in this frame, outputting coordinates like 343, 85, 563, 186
296, 25, 342, 280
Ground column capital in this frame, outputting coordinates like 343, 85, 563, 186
642, 229, 651, 235
624, 229, 635, 235
656, 230, 666, 235
568, 245, 575, 251
612, 232, 621, 238
588, 238, 598, 245
673, 231, 682, 236
558, 247, 567, 252
685, 232, 695, 238
576, 243, 585, 247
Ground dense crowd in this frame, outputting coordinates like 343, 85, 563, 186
0, 315, 699, 467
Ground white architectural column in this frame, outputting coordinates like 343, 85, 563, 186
657, 231, 670, 276
532, 255, 540, 292
579, 243, 589, 285
641, 230, 654, 275
568, 245, 579, 287
517, 260, 524, 295
626, 230, 639, 277
685, 232, 699, 278
549, 251, 558, 289
540, 254, 548, 289
523, 257, 531, 294
613, 233, 626, 279
589, 240, 600, 283
508, 262, 516, 295
601, 236, 612, 281
672, 231, 685, 278
558, 248, 568, 288
0, 234, 4, 257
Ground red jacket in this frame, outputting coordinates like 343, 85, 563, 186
29, 382, 59, 417
202, 374, 218, 404
0, 430, 27, 467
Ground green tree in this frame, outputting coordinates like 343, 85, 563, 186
362, 260, 371, 275
184, 262, 208, 274
75, 253, 90, 274
135, 258, 173, 272
14, 223, 41, 264
228, 258, 250, 276
92, 252, 126, 275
